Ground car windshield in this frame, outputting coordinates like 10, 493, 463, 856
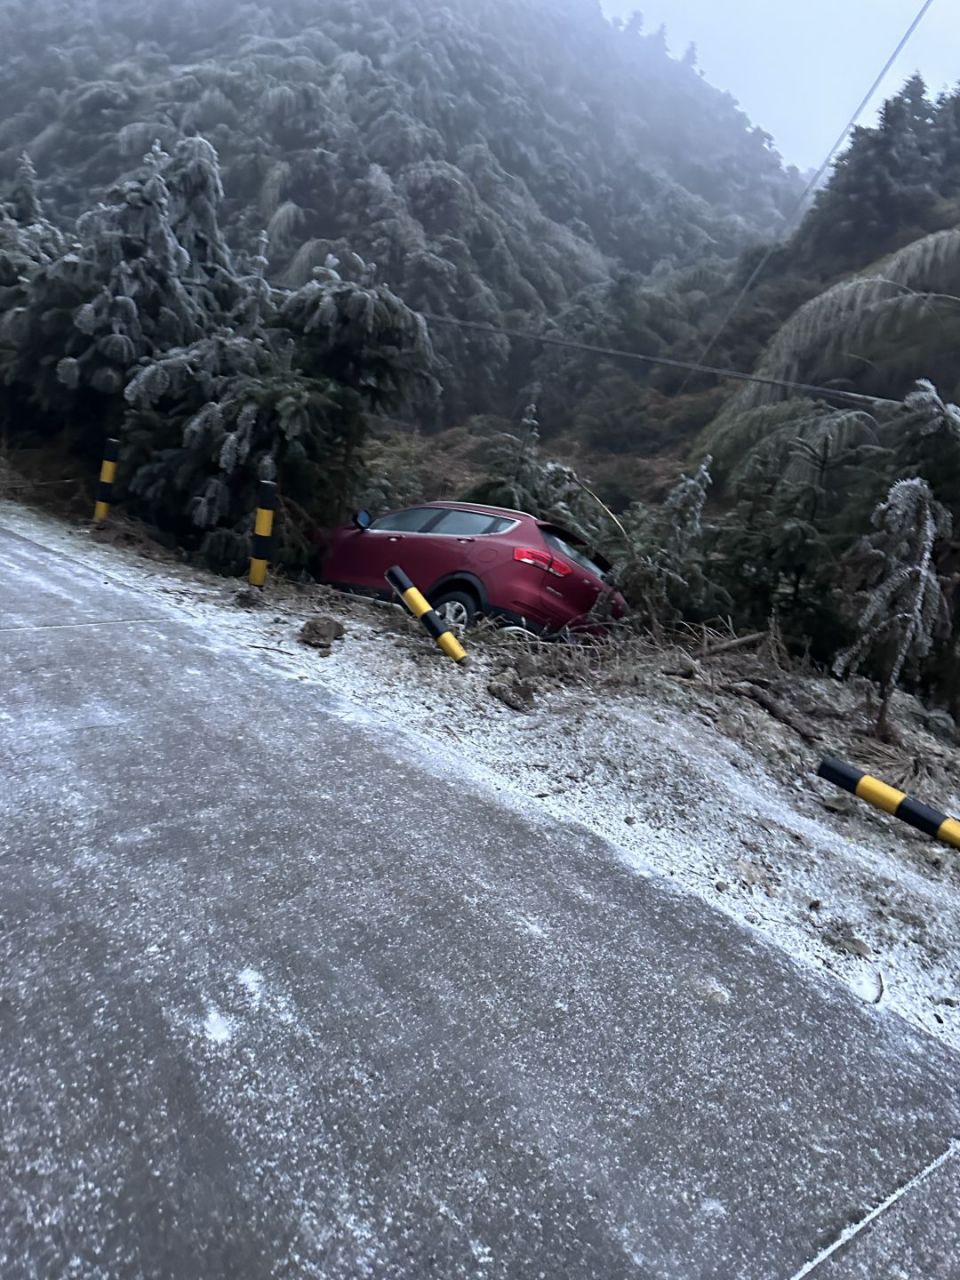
541, 530, 606, 579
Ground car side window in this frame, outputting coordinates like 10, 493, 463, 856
369, 508, 443, 533
431, 510, 514, 535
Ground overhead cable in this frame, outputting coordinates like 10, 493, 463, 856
677, 0, 938, 391
420, 312, 903, 410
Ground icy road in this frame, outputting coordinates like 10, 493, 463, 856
1, 520, 960, 1280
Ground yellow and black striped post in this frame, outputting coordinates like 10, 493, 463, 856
386, 565, 467, 664
818, 756, 960, 850
93, 437, 120, 524
249, 480, 277, 588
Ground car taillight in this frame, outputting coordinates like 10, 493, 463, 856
513, 547, 572, 578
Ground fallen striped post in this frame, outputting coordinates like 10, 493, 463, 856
386, 565, 467, 664
93, 437, 120, 524
818, 756, 960, 850
249, 481, 277, 588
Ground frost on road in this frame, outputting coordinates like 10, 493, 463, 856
5, 501, 957, 1053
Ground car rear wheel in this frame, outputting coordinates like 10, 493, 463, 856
430, 589, 478, 629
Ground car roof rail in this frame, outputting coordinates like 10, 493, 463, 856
427, 500, 532, 519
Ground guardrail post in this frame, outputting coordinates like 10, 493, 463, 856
93, 438, 120, 524
386, 565, 467, 664
249, 481, 277, 588
818, 755, 960, 849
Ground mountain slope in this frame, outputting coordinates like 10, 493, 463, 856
0, 0, 801, 414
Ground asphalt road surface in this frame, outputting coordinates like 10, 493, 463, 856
2, 519, 959, 1280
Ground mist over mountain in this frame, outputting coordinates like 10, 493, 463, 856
0, 0, 801, 417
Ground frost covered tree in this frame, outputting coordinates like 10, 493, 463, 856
706, 402, 890, 632
662, 457, 711, 565
0, 143, 204, 439
8, 153, 42, 225
1, 139, 437, 570
0, 0, 803, 423
709, 229, 960, 438
122, 252, 437, 572
796, 76, 939, 272
835, 478, 953, 738
463, 403, 604, 543
122, 330, 372, 572
893, 380, 960, 526
610, 457, 727, 631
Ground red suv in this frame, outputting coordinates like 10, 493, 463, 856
318, 501, 626, 633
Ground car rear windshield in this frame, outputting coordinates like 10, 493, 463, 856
541, 530, 606, 579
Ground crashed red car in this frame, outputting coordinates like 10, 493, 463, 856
317, 501, 626, 634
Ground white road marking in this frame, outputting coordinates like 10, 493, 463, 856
786, 1139, 959, 1279
0, 617, 163, 633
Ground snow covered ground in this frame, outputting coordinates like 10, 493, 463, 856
4, 499, 959, 1055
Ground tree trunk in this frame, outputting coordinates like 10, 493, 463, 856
876, 687, 895, 742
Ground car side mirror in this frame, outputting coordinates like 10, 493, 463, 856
352, 509, 373, 531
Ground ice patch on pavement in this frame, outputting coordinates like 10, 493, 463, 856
238, 967, 264, 1005
203, 1007, 233, 1044
513, 913, 546, 938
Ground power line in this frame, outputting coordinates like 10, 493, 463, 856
420, 312, 902, 410
678, 0, 938, 393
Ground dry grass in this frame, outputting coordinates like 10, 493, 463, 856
457, 614, 960, 815
0, 443, 88, 513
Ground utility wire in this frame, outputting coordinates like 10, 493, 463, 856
678, 0, 938, 393
420, 312, 903, 410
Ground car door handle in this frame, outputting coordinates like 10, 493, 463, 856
457, 537, 475, 544
388, 535, 404, 542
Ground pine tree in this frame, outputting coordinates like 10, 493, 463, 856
933, 89, 960, 198
463, 402, 603, 543
835, 477, 952, 738
121, 246, 437, 571
611, 457, 727, 631
796, 76, 939, 271
894, 380, 960, 518
8, 153, 42, 225
1, 133, 438, 569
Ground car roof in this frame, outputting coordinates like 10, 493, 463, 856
414, 502, 593, 546
419, 501, 534, 520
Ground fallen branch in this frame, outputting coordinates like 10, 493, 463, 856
2, 477, 81, 489
572, 475, 628, 540
721, 680, 819, 744
702, 631, 766, 659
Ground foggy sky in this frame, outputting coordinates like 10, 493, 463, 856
601, 0, 958, 171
